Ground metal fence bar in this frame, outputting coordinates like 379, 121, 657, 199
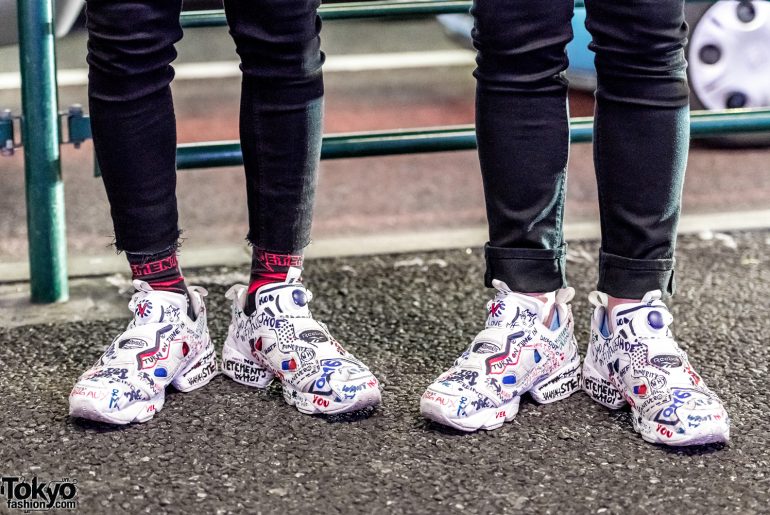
175, 108, 770, 169
688, 108, 770, 137
180, 0, 474, 28
17, 0, 68, 302
178, 0, 729, 28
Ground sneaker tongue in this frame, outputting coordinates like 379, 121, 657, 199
131, 290, 188, 326
285, 266, 302, 284
610, 292, 671, 333
255, 282, 311, 319
484, 288, 552, 330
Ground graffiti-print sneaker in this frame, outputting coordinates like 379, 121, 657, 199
222, 268, 381, 415
69, 281, 218, 424
420, 280, 581, 432
582, 290, 730, 446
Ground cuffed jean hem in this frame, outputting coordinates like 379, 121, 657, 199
245, 235, 309, 256
115, 229, 181, 256
597, 249, 675, 299
484, 243, 567, 292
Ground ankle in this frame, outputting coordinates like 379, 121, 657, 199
127, 248, 193, 318
606, 296, 642, 312
606, 296, 642, 331
523, 292, 549, 302
245, 247, 304, 315
522, 291, 557, 328
127, 249, 187, 295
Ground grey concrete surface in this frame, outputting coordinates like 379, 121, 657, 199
1, 231, 768, 514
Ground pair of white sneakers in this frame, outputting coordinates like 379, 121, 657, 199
420, 280, 730, 446
69, 268, 381, 424
69, 269, 729, 446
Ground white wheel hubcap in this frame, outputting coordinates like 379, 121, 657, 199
688, 1, 770, 109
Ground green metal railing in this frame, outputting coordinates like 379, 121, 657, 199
182, 0, 474, 26
16, 0, 68, 303
62, 106, 770, 171
172, 108, 770, 167
6, 0, 770, 303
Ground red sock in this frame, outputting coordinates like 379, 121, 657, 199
127, 250, 195, 318
127, 250, 187, 294
245, 248, 303, 315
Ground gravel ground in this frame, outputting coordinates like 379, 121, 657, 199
0, 231, 768, 514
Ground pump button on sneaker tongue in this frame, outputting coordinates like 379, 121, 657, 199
647, 310, 665, 330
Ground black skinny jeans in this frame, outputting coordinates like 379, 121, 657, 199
86, 0, 323, 255
475, 0, 690, 298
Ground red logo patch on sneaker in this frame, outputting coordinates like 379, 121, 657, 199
250, 337, 263, 355
135, 300, 153, 318
488, 301, 506, 318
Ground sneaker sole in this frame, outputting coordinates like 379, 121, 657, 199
282, 380, 382, 415
69, 392, 166, 425
420, 395, 521, 432
637, 419, 730, 446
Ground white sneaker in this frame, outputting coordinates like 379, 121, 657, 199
221, 268, 382, 414
582, 290, 730, 446
420, 280, 581, 431
69, 281, 218, 424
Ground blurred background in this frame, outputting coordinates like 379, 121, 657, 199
1, 0, 769, 273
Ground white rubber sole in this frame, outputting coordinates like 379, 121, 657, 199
69, 337, 219, 425
283, 380, 383, 415
421, 354, 582, 432
420, 395, 521, 432
635, 416, 730, 446
69, 390, 167, 425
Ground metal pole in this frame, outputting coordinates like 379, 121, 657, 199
173, 108, 770, 168
177, 0, 724, 28
180, 0, 474, 27
17, 0, 68, 303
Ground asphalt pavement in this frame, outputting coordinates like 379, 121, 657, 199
1, 230, 768, 514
